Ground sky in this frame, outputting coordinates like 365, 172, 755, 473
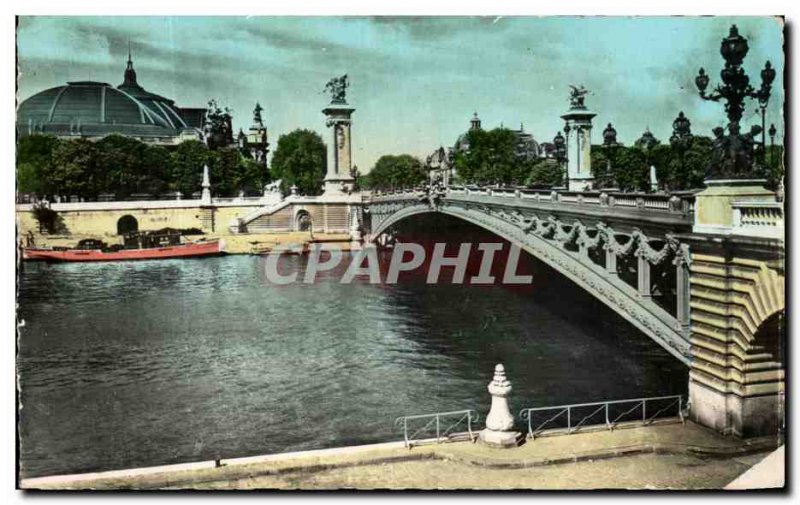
16, 16, 785, 172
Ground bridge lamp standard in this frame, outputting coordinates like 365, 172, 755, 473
601, 123, 619, 189
669, 112, 693, 191
768, 123, 777, 167
695, 25, 776, 170
553, 131, 567, 188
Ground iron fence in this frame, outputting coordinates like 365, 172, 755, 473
519, 395, 684, 439
394, 409, 479, 449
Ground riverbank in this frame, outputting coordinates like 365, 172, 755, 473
20, 231, 356, 255
21, 421, 781, 490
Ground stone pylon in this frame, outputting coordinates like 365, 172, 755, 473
561, 94, 596, 192
479, 364, 522, 448
322, 104, 355, 195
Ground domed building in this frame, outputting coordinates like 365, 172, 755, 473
452, 112, 544, 160
16, 50, 207, 145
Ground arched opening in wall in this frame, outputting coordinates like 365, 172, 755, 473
754, 310, 786, 368
296, 210, 312, 232
117, 215, 138, 235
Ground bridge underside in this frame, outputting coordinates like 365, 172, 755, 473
368, 201, 691, 365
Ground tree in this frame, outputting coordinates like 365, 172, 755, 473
238, 157, 269, 195
31, 201, 65, 234
525, 159, 564, 187
169, 140, 211, 197
95, 134, 149, 198
49, 138, 103, 198
269, 129, 327, 195
590, 146, 615, 189
204, 99, 234, 150
365, 154, 426, 190
453, 128, 524, 185
763, 144, 785, 191
610, 147, 649, 192
16, 134, 60, 195
139, 145, 171, 196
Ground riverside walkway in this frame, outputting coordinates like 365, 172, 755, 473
22, 421, 780, 490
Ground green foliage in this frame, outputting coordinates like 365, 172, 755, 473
49, 138, 103, 198
453, 128, 563, 187
592, 138, 714, 192
364, 154, 426, 190
453, 128, 522, 185
763, 145, 785, 190
526, 159, 564, 187
590, 147, 613, 188
169, 140, 211, 197
17, 134, 59, 194
17, 134, 267, 200
96, 135, 153, 198
31, 201, 65, 234
269, 129, 327, 195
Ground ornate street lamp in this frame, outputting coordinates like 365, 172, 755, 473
669, 111, 693, 190
636, 127, 659, 152
757, 61, 777, 152
562, 123, 572, 189
695, 25, 776, 178
768, 123, 777, 166
601, 123, 618, 188
553, 131, 567, 163
553, 131, 567, 188
669, 112, 692, 150
602, 123, 618, 147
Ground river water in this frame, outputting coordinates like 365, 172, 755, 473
17, 253, 687, 478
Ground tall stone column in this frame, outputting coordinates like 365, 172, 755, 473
321, 76, 356, 195
561, 86, 596, 192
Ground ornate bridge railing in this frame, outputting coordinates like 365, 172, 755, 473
365, 184, 695, 363
369, 185, 696, 216
519, 395, 685, 439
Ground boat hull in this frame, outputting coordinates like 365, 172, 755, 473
24, 240, 224, 262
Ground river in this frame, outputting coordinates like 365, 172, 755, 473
17, 253, 687, 478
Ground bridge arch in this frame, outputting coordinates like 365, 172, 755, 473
369, 201, 690, 364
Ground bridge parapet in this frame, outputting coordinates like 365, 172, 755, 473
370, 185, 695, 217
731, 201, 784, 240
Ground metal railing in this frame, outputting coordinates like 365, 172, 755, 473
394, 409, 480, 449
519, 395, 684, 439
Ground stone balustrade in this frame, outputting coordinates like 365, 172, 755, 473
731, 202, 784, 239
369, 185, 695, 216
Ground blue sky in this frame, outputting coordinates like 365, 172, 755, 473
17, 16, 785, 171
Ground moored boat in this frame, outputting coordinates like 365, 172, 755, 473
23, 229, 225, 262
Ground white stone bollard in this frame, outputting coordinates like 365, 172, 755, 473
479, 364, 522, 448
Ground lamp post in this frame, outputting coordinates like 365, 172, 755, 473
553, 131, 567, 166
602, 123, 618, 188
669, 112, 693, 190
695, 25, 776, 177
768, 123, 777, 167
562, 123, 571, 189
